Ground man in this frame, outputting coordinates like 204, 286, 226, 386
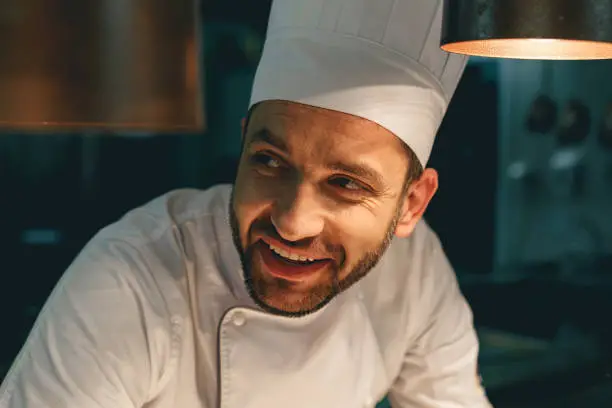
0, 0, 492, 407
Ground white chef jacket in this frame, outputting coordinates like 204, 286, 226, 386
0, 185, 492, 408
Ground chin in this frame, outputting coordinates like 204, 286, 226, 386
251, 290, 336, 318
245, 266, 337, 317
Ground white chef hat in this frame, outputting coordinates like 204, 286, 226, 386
249, 0, 468, 166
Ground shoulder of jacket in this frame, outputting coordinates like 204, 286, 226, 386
41, 186, 234, 397
94, 184, 232, 246
74, 184, 233, 320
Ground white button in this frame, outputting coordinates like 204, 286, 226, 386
232, 311, 246, 327
171, 315, 182, 325
364, 396, 375, 407
357, 291, 365, 300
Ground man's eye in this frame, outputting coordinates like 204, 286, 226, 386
330, 177, 363, 191
251, 153, 282, 169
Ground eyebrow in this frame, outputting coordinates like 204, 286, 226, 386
247, 128, 287, 151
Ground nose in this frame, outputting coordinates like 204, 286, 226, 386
271, 183, 325, 242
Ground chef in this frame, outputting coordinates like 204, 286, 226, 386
0, 0, 492, 407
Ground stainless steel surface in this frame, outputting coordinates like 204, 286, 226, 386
0, 0, 204, 132
441, 0, 612, 60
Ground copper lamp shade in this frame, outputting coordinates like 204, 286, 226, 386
0, 0, 204, 132
441, 0, 612, 60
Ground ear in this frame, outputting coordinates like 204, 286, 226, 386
394, 168, 439, 238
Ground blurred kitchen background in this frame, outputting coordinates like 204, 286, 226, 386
1, 1, 612, 407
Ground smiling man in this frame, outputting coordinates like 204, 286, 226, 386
231, 101, 428, 317
0, 0, 492, 407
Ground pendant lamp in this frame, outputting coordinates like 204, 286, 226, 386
0, 0, 204, 132
441, 0, 612, 60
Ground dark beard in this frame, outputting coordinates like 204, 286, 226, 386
229, 193, 401, 317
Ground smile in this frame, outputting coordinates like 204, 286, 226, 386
257, 240, 331, 282
268, 243, 316, 263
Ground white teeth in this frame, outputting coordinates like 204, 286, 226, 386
269, 244, 314, 263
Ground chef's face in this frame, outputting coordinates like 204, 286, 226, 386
231, 100, 437, 316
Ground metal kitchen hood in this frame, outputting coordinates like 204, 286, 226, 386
0, 0, 204, 132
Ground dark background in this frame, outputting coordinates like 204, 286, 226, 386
2, 1, 612, 407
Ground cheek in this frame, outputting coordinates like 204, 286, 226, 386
235, 163, 284, 203
334, 206, 394, 252
233, 170, 276, 239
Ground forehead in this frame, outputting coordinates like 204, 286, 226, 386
246, 100, 408, 172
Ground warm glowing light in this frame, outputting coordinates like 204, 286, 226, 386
441, 38, 612, 60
